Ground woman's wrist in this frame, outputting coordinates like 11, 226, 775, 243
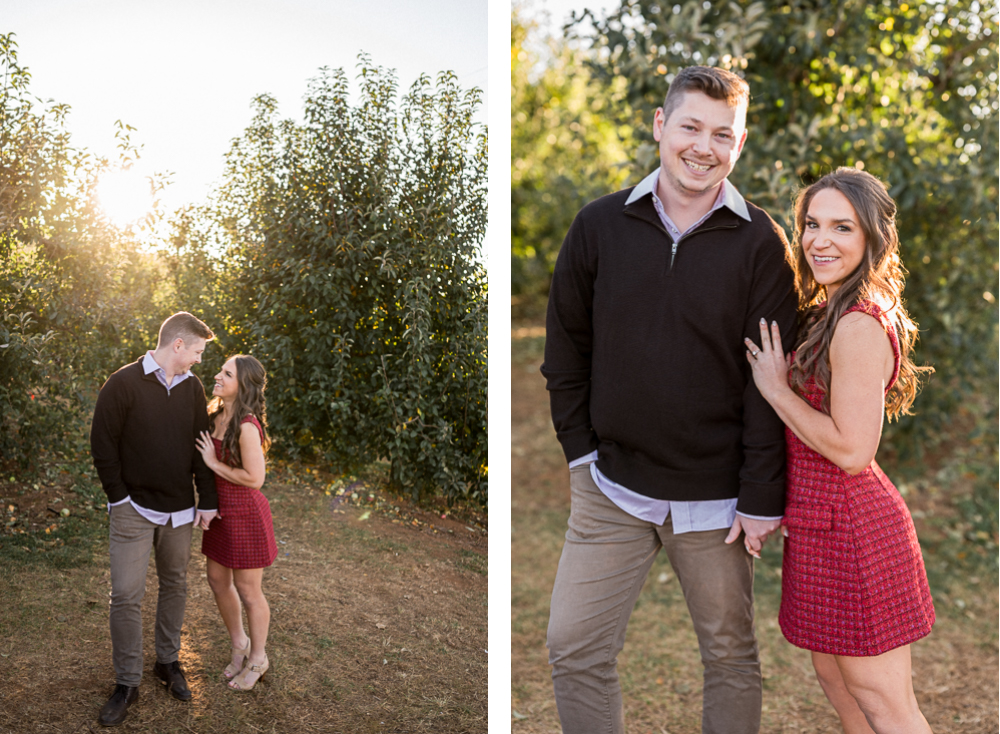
766, 383, 798, 416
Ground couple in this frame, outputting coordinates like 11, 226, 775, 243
542, 66, 935, 732
89, 312, 278, 727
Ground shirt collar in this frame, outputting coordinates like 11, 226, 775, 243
143, 351, 191, 379
625, 168, 751, 222
142, 351, 162, 375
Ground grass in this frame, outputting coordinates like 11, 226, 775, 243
511, 324, 999, 734
0, 451, 487, 733
456, 550, 488, 576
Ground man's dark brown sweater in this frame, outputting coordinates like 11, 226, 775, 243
90, 358, 218, 512
541, 186, 797, 517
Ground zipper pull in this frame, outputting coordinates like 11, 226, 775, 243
669, 240, 678, 274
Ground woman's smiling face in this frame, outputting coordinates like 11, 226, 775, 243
213, 358, 239, 401
802, 187, 867, 298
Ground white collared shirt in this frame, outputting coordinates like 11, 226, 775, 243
141, 350, 193, 393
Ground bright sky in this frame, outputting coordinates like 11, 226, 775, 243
4, 0, 487, 216
520, 0, 613, 33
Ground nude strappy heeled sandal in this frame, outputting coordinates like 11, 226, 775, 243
228, 654, 268, 691
224, 638, 251, 679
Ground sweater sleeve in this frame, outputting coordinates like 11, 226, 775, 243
190, 378, 218, 511
90, 372, 131, 505
540, 209, 600, 463
737, 223, 798, 516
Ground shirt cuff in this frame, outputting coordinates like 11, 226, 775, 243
108, 496, 131, 511
568, 450, 599, 468
736, 511, 783, 521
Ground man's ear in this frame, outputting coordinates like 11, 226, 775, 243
653, 107, 665, 143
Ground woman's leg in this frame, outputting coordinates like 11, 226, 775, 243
206, 558, 250, 673
834, 645, 933, 734
812, 651, 875, 733
232, 567, 269, 685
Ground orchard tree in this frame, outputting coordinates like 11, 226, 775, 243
204, 55, 487, 506
0, 33, 168, 467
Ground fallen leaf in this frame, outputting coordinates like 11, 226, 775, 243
376, 622, 386, 629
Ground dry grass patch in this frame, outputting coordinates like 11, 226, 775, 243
0, 469, 486, 733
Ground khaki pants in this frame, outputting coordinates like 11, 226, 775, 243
108, 502, 192, 687
547, 465, 761, 734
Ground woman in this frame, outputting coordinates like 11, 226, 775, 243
744, 168, 935, 733
196, 354, 277, 691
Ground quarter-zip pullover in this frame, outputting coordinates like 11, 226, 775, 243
91, 358, 218, 513
541, 177, 797, 517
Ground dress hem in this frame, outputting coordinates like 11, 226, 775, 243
202, 547, 277, 570
780, 620, 934, 657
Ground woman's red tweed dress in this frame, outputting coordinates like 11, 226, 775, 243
201, 415, 278, 570
779, 301, 935, 656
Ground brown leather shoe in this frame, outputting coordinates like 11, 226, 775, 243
98, 684, 138, 726
153, 660, 192, 701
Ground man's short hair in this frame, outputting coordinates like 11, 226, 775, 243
157, 312, 215, 348
661, 66, 750, 126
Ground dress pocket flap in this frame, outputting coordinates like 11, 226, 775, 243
782, 503, 834, 531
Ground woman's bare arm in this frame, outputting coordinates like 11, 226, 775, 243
196, 422, 266, 489
747, 313, 894, 475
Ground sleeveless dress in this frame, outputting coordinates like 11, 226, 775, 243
779, 301, 935, 656
201, 415, 278, 569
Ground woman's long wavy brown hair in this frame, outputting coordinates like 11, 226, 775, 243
207, 355, 270, 468
788, 168, 932, 419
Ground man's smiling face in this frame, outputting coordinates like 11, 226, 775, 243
174, 337, 207, 374
653, 90, 747, 203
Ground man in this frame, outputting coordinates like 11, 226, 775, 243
541, 66, 797, 734
90, 312, 219, 727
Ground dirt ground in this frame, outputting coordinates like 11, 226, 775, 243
510, 324, 998, 734
0, 465, 487, 733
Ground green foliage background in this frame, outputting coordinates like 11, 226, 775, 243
0, 36, 487, 507
512, 1, 998, 458
203, 60, 488, 505
511, 14, 634, 297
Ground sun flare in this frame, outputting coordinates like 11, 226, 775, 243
96, 168, 154, 227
